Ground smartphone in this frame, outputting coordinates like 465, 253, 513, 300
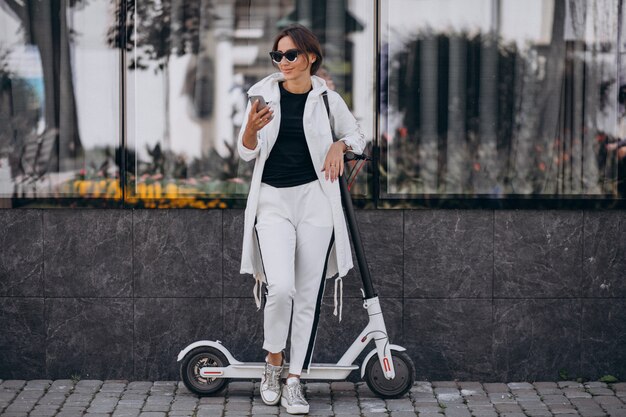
249, 95, 268, 111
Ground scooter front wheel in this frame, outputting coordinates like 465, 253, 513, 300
180, 346, 230, 396
364, 350, 415, 399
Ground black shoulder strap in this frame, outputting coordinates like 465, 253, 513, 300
321, 91, 336, 142
322, 91, 330, 117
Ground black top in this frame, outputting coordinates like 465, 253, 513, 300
261, 82, 318, 187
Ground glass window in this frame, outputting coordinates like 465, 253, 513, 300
380, 0, 624, 199
124, 0, 375, 208
0, 0, 121, 201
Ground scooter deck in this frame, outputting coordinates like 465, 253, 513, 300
200, 363, 359, 380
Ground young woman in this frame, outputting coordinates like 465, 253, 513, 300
237, 24, 365, 414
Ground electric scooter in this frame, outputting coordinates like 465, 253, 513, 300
177, 152, 416, 399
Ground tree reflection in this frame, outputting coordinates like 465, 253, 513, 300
0, 0, 84, 174
382, 0, 620, 198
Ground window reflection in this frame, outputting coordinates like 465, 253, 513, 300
0, 0, 121, 200
380, 0, 623, 198
125, 0, 374, 207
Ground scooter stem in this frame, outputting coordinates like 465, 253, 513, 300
338, 174, 376, 299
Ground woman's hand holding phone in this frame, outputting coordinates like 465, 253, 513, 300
242, 98, 273, 150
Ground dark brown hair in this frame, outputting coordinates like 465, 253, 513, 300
272, 24, 323, 75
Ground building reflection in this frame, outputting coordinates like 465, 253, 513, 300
0, 0, 623, 206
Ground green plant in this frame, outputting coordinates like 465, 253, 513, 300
599, 375, 618, 383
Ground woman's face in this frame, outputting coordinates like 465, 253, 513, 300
275, 36, 315, 82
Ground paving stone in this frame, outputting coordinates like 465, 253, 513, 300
56, 413, 87, 417
521, 402, 549, 411
488, 393, 516, 404
333, 405, 361, 414
360, 411, 390, 416
117, 400, 145, 408
170, 401, 198, 410
30, 404, 61, 411
112, 411, 141, 417
549, 404, 579, 414
28, 411, 60, 417
483, 384, 510, 393
138, 413, 167, 417
494, 403, 524, 413
140, 404, 171, 412
586, 383, 608, 389
594, 396, 624, 407
443, 405, 471, 417
559, 382, 585, 389
512, 390, 540, 399
508, 383, 535, 390
457, 382, 482, 389
199, 396, 226, 404
197, 404, 227, 411
433, 382, 458, 388
524, 409, 555, 417
460, 388, 486, 397
23, 380, 52, 389
412, 382, 434, 393
195, 411, 224, 417
577, 409, 608, 417
0, 391, 17, 401
76, 380, 104, 388
542, 395, 571, 405
565, 389, 592, 399
590, 389, 617, 396
468, 404, 497, 412
127, 382, 153, 390
86, 406, 117, 413
250, 403, 279, 414
60, 405, 87, 412
437, 393, 463, 403
49, 381, 74, 392
330, 381, 356, 391
465, 397, 493, 406
120, 394, 148, 401
145, 396, 173, 405
3, 403, 36, 412
38, 392, 68, 402
572, 399, 606, 408
15, 390, 44, 399
386, 398, 414, 411
416, 405, 444, 413
535, 383, 559, 388
1, 381, 26, 390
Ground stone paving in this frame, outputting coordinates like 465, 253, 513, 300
0, 379, 624, 417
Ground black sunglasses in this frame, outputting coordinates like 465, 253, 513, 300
269, 49, 301, 64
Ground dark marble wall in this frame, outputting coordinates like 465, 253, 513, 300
1, 209, 624, 382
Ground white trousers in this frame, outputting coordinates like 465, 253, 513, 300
254, 180, 334, 375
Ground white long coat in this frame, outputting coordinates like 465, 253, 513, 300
237, 72, 366, 310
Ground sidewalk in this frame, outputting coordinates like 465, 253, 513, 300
0, 379, 624, 417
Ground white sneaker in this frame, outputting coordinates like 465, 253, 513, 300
260, 354, 284, 405
280, 377, 309, 414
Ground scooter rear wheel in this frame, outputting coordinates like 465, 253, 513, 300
364, 350, 415, 399
180, 346, 230, 396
